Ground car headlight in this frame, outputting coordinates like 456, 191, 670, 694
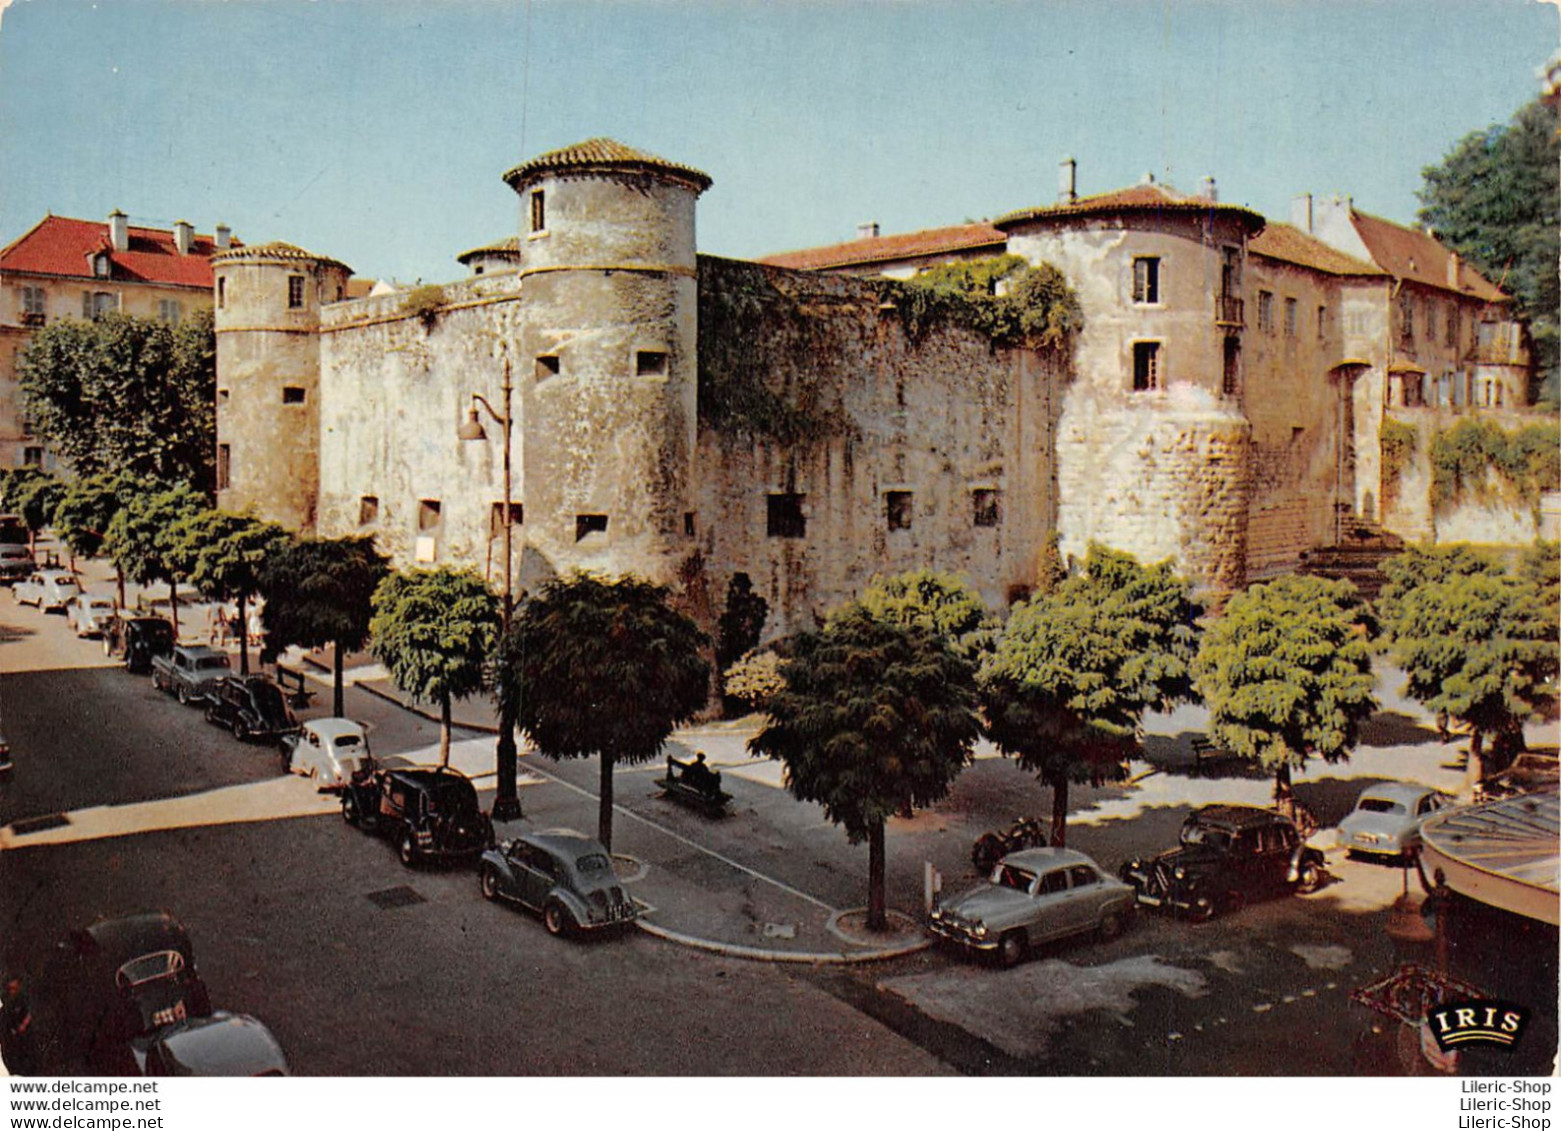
971, 923, 988, 938
1173, 866, 1186, 880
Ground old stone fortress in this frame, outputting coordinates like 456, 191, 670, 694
2, 139, 1538, 636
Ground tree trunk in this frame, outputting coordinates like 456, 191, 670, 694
598, 753, 615, 852
332, 644, 346, 718
439, 693, 452, 768
1048, 773, 1070, 847
236, 592, 249, 675
1274, 761, 1295, 815
491, 694, 521, 821
867, 818, 887, 931
115, 569, 126, 613
1463, 730, 1486, 802
168, 578, 180, 636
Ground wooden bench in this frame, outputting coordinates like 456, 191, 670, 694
655, 755, 732, 817
275, 665, 316, 710
1190, 735, 1239, 771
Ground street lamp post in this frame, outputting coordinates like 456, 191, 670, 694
459, 353, 522, 822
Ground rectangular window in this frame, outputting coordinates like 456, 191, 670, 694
359, 496, 379, 525
1222, 336, 1240, 397
1131, 257, 1160, 304
885, 490, 913, 532
1316, 305, 1328, 340
1283, 297, 1298, 338
1425, 305, 1437, 343
22, 446, 43, 468
535, 355, 560, 379
1399, 293, 1414, 342
766, 493, 806, 539
282, 386, 306, 404
490, 501, 522, 536
972, 488, 1002, 528
1132, 341, 1161, 392
636, 350, 668, 377
158, 299, 182, 324
20, 286, 45, 324
217, 277, 226, 309
683, 511, 695, 537
575, 514, 608, 542
287, 276, 305, 309
417, 499, 442, 531
1446, 307, 1458, 348
1257, 291, 1274, 332
530, 189, 546, 234
216, 444, 231, 491
90, 292, 115, 319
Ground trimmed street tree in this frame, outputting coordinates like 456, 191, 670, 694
171, 511, 290, 675
1377, 544, 1558, 794
501, 572, 709, 850
17, 310, 217, 490
980, 545, 1200, 846
750, 604, 980, 930
370, 568, 499, 767
1194, 573, 1377, 815
259, 536, 389, 717
15, 475, 65, 556
54, 473, 140, 597
859, 568, 995, 663
101, 481, 205, 635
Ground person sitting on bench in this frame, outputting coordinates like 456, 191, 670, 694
682, 751, 718, 795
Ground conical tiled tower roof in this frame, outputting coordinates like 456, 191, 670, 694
212, 240, 351, 274
502, 138, 711, 194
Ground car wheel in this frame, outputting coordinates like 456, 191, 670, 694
996, 929, 1027, 969
1295, 861, 1322, 894
1099, 911, 1125, 941
543, 901, 572, 938
102, 637, 113, 657
480, 867, 500, 902
1187, 895, 1215, 923
342, 793, 360, 827
176, 684, 189, 706
398, 830, 420, 868
232, 719, 247, 742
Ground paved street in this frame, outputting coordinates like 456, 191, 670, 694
1, 555, 1556, 1076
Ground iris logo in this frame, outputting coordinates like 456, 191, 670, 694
1427, 1000, 1530, 1051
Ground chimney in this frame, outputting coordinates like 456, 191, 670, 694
1058, 157, 1077, 204
1447, 251, 1461, 289
1139, 171, 1156, 185
856, 221, 880, 240
1290, 194, 1314, 233
1201, 175, 1218, 202
108, 210, 129, 252
173, 220, 194, 256
215, 223, 232, 250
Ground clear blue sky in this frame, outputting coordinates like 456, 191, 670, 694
1, 0, 1554, 285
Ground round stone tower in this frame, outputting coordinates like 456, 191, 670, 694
502, 138, 711, 587
212, 241, 352, 532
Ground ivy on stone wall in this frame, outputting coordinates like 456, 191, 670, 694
401, 284, 447, 330
1379, 417, 1417, 505
894, 255, 1083, 349
1428, 416, 1561, 516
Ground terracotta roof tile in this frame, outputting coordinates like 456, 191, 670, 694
503, 138, 712, 193
211, 240, 351, 274
758, 222, 1006, 271
0, 214, 235, 288
996, 182, 1264, 232
1249, 222, 1386, 277
1347, 210, 1506, 302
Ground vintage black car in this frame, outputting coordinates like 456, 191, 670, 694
479, 829, 639, 937
21, 912, 213, 1075
342, 764, 493, 867
1120, 804, 1324, 921
104, 616, 176, 674
203, 675, 297, 742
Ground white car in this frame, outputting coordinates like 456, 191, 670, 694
15, 569, 83, 612
283, 717, 373, 790
1337, 782, 1454, 859
66, 594, 119, 637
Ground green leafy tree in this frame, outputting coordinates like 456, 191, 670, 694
14, 475, 65, 555
721, 650, 786, 713
750, 605, 980, 929
500, 573, 710, 850
980, 546, 1200, 845
1418, 97, 1560, 405
370, 568, 500, 767
1194, 574, 1377, 814
0, 467, 44, 512
58, 473, 149, 608
1377, 544, 1557, 793
101, 482, 205, 635
16, 309, 217, 489
259, 536, 389, 717
716, 572, 769, 672
170, 511, 290, 675
859, 569, 995, 663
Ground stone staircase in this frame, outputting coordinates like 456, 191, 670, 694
1296, 516, 1406, 601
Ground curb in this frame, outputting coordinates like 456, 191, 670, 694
634, 916, 933, 965
355, 680, 501, 736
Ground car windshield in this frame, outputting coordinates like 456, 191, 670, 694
574, 852, 611, 875
991, 864, 1036, 891
196, 656, 231, 671
144, 623, 175, 643
251, 684, 287, 714
1181, 824, 1231, 850
332, 734, 361, 748
55, 578, 81, 590
1358, 798, 1407, 815
429, 780, 477, 811
88, 599, 114, 610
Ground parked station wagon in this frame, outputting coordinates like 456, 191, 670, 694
1337, 782, 1453, 859
342, 765, 493, 867
1121, 804, 1324, 921
151, 645, 231, 705
104, 616, 176, 674
480, 829, 639, 937
929, 847, 1134, 966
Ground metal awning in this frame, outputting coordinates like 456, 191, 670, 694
1419, 791, 1560, 925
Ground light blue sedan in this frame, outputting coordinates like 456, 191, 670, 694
1337, 782, 1454, 859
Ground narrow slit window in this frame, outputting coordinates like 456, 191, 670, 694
530, 189, 546, 234
216, 445, 231, 492
359, 496, 379, 525
288, 275, 305, 309
1132, 342, 1161, 392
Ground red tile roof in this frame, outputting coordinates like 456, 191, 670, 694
996, 182, 1264, 233
1249, 222, 1386, 277
0, 214, 233, 289
1347, 210, 1507, 302
211, 240, 351, 274
758, 222, 1006, 272
503, 138, 712, 194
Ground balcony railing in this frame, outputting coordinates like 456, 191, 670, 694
1216, 294, 1244, 326
19, 311, 44, 327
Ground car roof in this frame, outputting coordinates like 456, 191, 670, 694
304, 717, 364, 740
1359, 782, 1438, 804
149, 1012, 287, 1076
175, 645, 227, 660
521, 828, 609, 857
388, 766, 474, 788
38, 569, 78, 580
1189, 804, 1290, 830
994, 846, 1100, 871
70, 913, 195, 966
